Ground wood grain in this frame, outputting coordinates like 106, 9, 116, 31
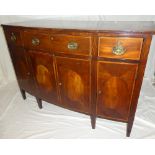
23, 31, 51, 51
28, 50, 58, 104
4, 28, 23, 47
51, 34, 92, 56
56, 56, 91, 113
97, 61, 138, 121
2, 22, 153, 137
8, 46, 36, 94
98, 37, 143, 60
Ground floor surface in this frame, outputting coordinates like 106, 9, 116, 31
0, 79, 155, 138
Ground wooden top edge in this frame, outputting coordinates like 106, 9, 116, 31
2, 20, 155, 34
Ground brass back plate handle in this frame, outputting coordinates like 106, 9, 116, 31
68, 41, 78, 50
32, 38, 40, 46
10, 33, 16, 42
112, 41, 126, 55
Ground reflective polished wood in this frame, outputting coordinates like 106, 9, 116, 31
2, 20, 154, 137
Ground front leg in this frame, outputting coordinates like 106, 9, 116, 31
36, 97, 42, 109
20, 88, 26, 100
90, 115, 96, 129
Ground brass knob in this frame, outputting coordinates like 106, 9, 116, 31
112, 41, 126, 55
32, 38, 40, 46
68, 41, 78, 50
10, 33, 16, 42
59, 82, 62, 86
51, 37, 54, 40
98, 90, 102, 95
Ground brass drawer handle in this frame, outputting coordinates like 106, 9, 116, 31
68, 41, 78, 50
32, 38, 40, 46
112, 41, 126, 55
10, 33, 16, 42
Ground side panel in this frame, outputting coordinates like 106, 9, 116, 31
9, 46, 36, 94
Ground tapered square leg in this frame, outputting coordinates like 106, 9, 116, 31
127, 121, 133, 137
90, 115, 96, 129
20, 89, 26, 100
36, 97, 42, 109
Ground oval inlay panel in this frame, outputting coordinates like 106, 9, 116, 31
36, 64, 53, 91
64, 70, 84, 102
102, 77, 128, 110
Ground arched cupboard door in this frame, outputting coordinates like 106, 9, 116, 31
97, 61, 138, 122
28, 50, 58, 104
55, 56, 91, 113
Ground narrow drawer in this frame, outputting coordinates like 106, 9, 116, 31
98, 37, 143, 60
51, 35, 92, 56
4, 28, 22, 46
23, 31, 51, 51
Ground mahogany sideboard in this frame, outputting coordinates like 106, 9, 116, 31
2, 20, 155, 137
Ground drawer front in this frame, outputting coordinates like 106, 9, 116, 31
4, 28, 22, 46
51, 35, 91, 56
98, 37, 143, 60
23, 31, 51, 51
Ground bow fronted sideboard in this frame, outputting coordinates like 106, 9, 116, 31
2, 20, 155, 137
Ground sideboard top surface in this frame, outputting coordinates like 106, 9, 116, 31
2, 20, 155, 33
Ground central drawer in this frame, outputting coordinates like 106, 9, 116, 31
98, 37, 143, 60
50, 35, 92, 56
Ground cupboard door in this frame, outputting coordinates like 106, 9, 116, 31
28, 51, 58, 103
56, 57, 91, 113
97, 61, 138, 121
10, 46, 35, 93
